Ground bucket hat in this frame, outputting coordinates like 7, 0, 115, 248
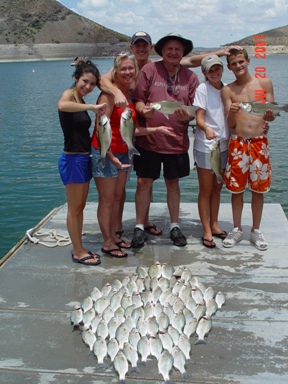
154, 32, 193, 57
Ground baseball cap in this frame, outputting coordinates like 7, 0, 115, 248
201, 55, 223, 72
131, 31, 152, 45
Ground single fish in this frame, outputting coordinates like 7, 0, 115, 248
128, 328, 141, 351
94, 296, 109, 315
172, 297, 185, 314
179, 283, 192, 302
81, 328, 96, 351
101, 282, 112, 297
97, 114, 112, 167
181, 267, 193, 282
193, 303, 206, 322
161, 263, 175, 279
158, 276, 170, 291
210, 140, 224, 184
149, 336, 163, 360
131, 306, 144, 325
107, 337, 119, 362
107, 316, 120, 340
167, 325, 180, 346
205, 299, 218, 318
240, 101, 288, 116
93, 336, 107, 368
125, 304, 137, 319
136, 265, 148, 279
195, 316, 212, 345
171, 346, 189, 381
215, 291, 226, 309
110, 291, 123, 311
136, 316, 148, 338
113, 350, 129, 384
82, 308, 96, 329
121, 292, 132, 310
157, 311, 170, 333
183, 317, 198, 339
96, 319, 109, 340
151, 286, 162, 304
183, 307, 194, 324
171, 312, 185, 334
148, 261, 162, 279
70, 305, 83, 328
158, 350, 174, 383
123, 342, 139, 374
81, 296, 93, 313
150, 100, 197, 119
146, 316, 159, 337
111, 278, 123, 291
159, 332, 174, 354
125, 315, 136, 334
204, 286, 215, 303
120, 107, 140, 159
115, 322, 130, 349
192, 286, 204, 305
137, 335, 150, 365
178, 334, 192, 362
90, 314, 102, 334
102, 305, 114, 324
90, 286, 102, 302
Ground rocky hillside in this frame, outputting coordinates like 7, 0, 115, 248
226, 24, 288, 46
0, 0, 130, 45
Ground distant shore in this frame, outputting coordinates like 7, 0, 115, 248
0, 43, 287, 63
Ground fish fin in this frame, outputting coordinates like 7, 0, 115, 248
194, 339, 207, 345
97, 156, 106, 168
128, 147, 140, 159
284, 104, 288, 113
164, 113, 170, 120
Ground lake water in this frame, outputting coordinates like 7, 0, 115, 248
1, 55, 288, 258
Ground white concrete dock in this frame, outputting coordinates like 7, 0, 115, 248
0, 202, 287, 384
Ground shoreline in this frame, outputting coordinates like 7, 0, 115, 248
0, 43, 287, 63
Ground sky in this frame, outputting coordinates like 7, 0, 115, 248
57, 0, 288, 48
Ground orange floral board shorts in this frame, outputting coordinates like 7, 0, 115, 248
224, 135, 272, 193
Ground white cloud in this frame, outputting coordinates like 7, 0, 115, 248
57, 0, 288, 47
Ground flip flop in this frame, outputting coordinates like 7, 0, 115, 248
71, 252, 101, 265
202, 237, 216, 248
115, 239, 132, 249
212, 231, 227, 239
101, 247, 128, 258
144, 224, 163, 236
115, 230, 124, 238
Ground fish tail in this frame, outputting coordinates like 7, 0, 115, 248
216, 175, 224, 184
128, 366, 140, 374
283, 104, 288, 113
96, 363, 107, 370
195, 339, 207, 345
97, 156, 106, 168
181, 372, 189, 380
128, 146, 140, 159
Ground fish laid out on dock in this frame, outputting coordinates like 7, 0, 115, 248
70, 262, 226, 383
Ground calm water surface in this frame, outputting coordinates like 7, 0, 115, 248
0, 55, 287, 258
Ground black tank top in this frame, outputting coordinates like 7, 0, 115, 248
58, 110, 91, 152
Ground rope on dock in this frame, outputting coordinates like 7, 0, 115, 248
25, 228, 71, 247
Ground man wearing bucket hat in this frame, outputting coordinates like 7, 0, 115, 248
131, 32, 199, 248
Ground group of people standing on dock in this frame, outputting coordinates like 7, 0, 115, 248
57, 31, 276, 266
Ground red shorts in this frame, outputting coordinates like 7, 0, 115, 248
224, 135, 272, 193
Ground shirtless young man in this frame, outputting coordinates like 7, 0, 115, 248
221, 48, 275, 251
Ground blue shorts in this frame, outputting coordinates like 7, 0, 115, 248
58, 153, 92, 185
91, 146, 130, 178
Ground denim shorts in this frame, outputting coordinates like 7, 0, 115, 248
58, 153, 92, 185
193, 149, 228, 170
91, 146, 130, 178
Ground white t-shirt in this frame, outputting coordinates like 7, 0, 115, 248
193, 81, 230, 153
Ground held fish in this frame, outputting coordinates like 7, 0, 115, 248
210, 140, 224, 184
120, 107, 140, 159
97, 114, 112, 167
240, 101, 288, 116
150, 100, 197, 119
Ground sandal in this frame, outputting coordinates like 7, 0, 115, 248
202, 237, 216, 248
212, 230, 227, 239
101, 247, 128, 258
115, 239, 132, 249
144, 224, 162, 236
71, 252, 101, 265
115, 230, 124, 238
